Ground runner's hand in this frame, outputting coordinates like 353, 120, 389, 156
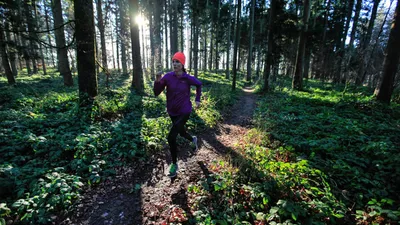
195, 101, 200, 109
155, 71, 163, 82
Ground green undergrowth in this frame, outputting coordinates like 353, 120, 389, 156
0, 69, 242, 224
189, 80, 400, 224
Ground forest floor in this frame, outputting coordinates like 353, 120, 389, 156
62, 86, 257, 225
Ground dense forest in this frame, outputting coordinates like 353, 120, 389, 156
0, 0, 399, 224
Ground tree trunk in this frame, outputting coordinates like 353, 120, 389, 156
226, 0, 232, 79
14, 33, 23, 71
356, 0, 381, 85
315, 0, 331, 80
5, 22, 17, 76
170, 0, 178, 54
232, 0, 241, 91
344, 0, 362, 81
119, 0, 128, 74
246, 0, 256, 82
263, 0, 277, 92
209, 27, 213, 71
339, 0, 354, 83
215, 0, 221, 71
203, 24, 207, 71
115, 7, 121, 72
111, 27, 116, 69
332, 2, 346, 83
349, 0, 361, 50
53, 0, 73, 85
130, 0, 143, 91
190, 20, 193, 71
154, 0, 162, 73
292, 0, 310, 90
75, 0, 97, 104
44, 1, 55, 68
375, 0, 400, 103
193, 5, 199, 77
180, 0, 184, 51
164, 0, 169, 68
0, 24, 16, 85
149, 10, 155, 78
96, 0, 108, 72
33, 3, 46, 75
25, 0, 39, 74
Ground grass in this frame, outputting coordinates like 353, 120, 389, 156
189, 78, 400, 224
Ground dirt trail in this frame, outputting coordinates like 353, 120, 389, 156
63, 87, 257, 225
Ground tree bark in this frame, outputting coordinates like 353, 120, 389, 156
75, 0, 97, 104
226, 0, 232, 79
356, 0, 381, 85
115, 7, 121, 72
246, 0, 256, 82
52, 0, 73, 85
130, 0, 143, 91
164, 0, 169, 68
44, 1, 55, 68
292, 0, 310, 90
375, 0, 400, 103
149, 9, 155, 78
5, 22, 17, 76
33, 2, 46, 75
193, 0, 199, 77
263, 0, 277, 92
96, 0, 108, 72
119, 0, 128, 74
232, 0, 241, 91
25, 0, 38, 74
0, 24, 16, 85
170, 0, 178, 54
154, 0, 162, 73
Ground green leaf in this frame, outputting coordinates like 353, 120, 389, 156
292, 212, 297, 221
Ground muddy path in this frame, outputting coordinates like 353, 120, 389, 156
62, 87, 258, 225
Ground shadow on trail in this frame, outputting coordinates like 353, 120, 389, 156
68, 87, 159, 225
161, 87, 284, 223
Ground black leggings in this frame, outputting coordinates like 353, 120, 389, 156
168, 114, 193, 164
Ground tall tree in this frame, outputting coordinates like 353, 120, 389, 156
115, 3, 121, 72
246, 0, 256, 82
75, 0, 97, 104
96, 0, 108, 72
44, 0, 55, 68
192, 0, 200, 77
356, 0, 381, 85
292, 0, 310, 90
344, 0, 362, 81
5, 22, 18, 76
33, 2, 47, 75
0, 22, 16, 85
232, 0, 241, 91
226, 0, 233, 79
170, 0, 178, 54
164, 0, 169, 68
375, 0, 400, 104
154, 0, 163, 73
24, 0, 38, 74
263, 0, 277, 92
119, 0, 128, 74
52, 0, 73, 86
130, 0, 143, 91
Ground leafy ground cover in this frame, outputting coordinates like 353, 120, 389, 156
188, 80, 400, 224
0, 69, 242, 224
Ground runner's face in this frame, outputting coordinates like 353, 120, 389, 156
173, 60, 183, 72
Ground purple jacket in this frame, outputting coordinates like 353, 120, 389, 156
153, 71, 202, 116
